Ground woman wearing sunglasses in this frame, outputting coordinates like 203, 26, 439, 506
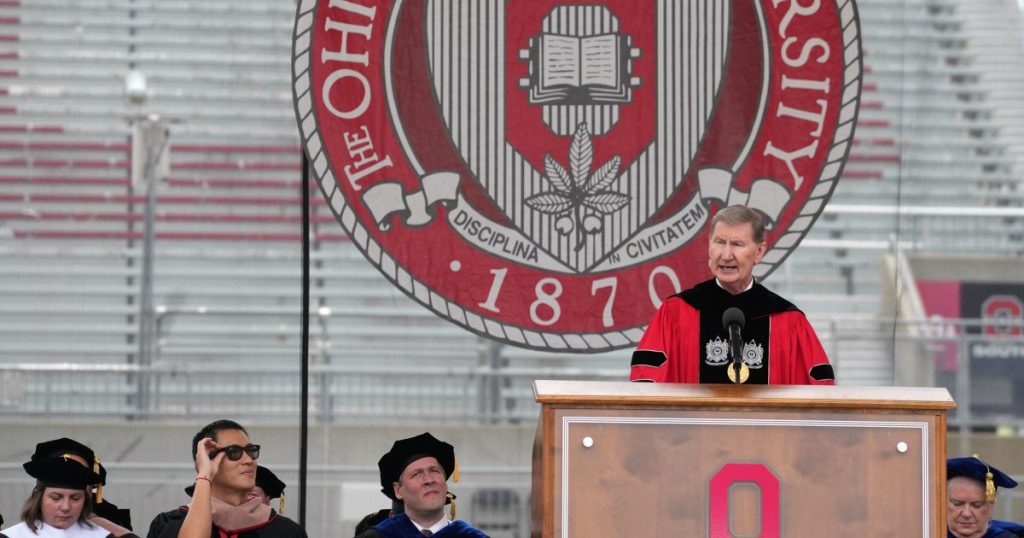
146, 419, 305, 538
0, 438, 139, 538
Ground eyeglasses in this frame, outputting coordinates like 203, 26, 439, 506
210, 444, 260, 461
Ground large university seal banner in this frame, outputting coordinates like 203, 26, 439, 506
292, 0, 862, 352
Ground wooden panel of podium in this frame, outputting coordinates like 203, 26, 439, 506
531, 380, 955, 537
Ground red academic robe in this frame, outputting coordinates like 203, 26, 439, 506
630, 289, 835, 385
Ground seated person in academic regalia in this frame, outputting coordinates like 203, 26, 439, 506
249, 467, 287, 514
184, 466, 288, 515
947, 456, 1024, 538
355, 433, 488, 538
91, 499, 134, 536
630, 204, 835, 385
353, 508, 394, 537
146, 419, 306, 538
89, 458, 135, 535
0, 437, 139, 538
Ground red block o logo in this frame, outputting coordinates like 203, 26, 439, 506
709, 462, 781, 538
983, 295, 1023, 337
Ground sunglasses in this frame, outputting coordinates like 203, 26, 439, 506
210, 444, 260, 461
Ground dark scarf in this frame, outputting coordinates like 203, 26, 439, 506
678, 279, 797, 384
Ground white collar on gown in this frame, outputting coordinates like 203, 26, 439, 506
2, 521, 110, 538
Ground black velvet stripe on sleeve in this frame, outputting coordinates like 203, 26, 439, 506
630, 350, 667, 368
809, 364, 835, 382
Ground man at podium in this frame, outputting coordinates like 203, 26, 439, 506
630, 204, 835, 385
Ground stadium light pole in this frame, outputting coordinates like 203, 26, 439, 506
131, 112, 169, 416
299, 150, 311, 528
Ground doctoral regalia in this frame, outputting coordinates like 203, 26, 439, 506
630, 279, 834, 384
990, 519, 1024, 536
947, 519, 1024, 538
356, 513, 488, 538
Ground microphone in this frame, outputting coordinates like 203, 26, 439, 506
722, 307, 745, 381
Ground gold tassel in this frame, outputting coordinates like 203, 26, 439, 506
279, 493, 285, 515
449, 459, 459, 519
985, 470, 997, 503
94, 457, 103, 504
973, 454, 997, 503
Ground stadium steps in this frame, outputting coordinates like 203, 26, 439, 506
958, 0, 1024, 181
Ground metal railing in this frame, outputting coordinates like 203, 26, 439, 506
0, 360, 621, 423
0, 317, 1021, 427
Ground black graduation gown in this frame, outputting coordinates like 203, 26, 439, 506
145, 508, 305, 538
92, 499, 134, 532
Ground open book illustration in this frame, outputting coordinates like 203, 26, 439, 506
525, 32, 639, 105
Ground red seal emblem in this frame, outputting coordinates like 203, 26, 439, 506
292, 0, 862, 351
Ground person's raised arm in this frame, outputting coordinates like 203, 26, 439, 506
176, 438, 223, 538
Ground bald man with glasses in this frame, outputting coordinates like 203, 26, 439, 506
146, 419, 306, 538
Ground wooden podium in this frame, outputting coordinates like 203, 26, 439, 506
531, 380, 955, 537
